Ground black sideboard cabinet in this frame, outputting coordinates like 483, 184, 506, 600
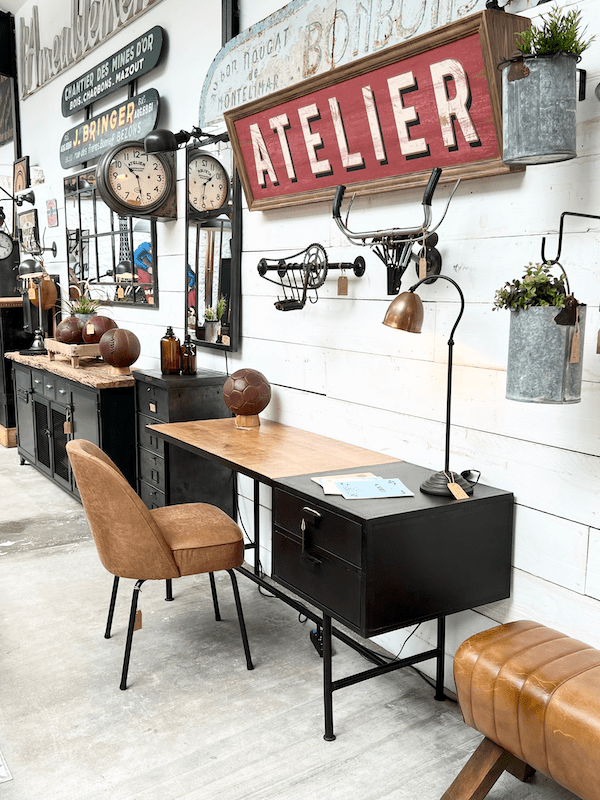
134, 368, 233, 514
0, 303, 32, 429
11, 357, 135, 498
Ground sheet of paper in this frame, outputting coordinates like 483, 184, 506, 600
334, 478, 414, 500
312, 472, 378, 495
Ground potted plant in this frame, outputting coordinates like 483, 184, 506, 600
204, 304, 219, 343
501, 5, 594, 165
65, 295, 103, 325
494, 262, 585, 403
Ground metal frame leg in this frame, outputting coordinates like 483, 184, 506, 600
104, 575, 119, 639
120, 579, 145, 690
165, 579, 173, 601
435, 616, 446, 701
323, 614, 336, 741
226, 569, 253, 670
209, 572, 221, 621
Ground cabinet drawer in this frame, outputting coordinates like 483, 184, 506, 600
31, 369, 44, 393
139, 480, 166, 509
138, 447, 165, 490
272, 529, 362, 629
136, 382, 168, 420
54, 377, 70, 403
273, 488, 362, 568
137, 413, 165, 456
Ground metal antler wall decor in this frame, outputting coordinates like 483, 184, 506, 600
332, 167, 460, 294
257, 243, 365, 311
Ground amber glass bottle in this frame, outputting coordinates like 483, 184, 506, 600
160, 326, 181, 374
181, 334, 197, 375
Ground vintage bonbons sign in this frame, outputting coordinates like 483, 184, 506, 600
225, 11, 529, 211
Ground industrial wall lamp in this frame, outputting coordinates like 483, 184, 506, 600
144, 126, 229, 153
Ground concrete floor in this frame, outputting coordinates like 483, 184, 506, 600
0, 443, 580, 800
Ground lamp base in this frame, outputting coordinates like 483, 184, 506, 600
420, 470, 473, 497
19, 329, 46, 356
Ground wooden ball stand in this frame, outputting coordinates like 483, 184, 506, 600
108, 365, 132, 376
235, 414, 260, 429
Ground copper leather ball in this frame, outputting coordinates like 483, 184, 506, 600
99, 328, 141, 368
223, 368, 271, 416
55, 316, 84, 344
81, 315, 118, 344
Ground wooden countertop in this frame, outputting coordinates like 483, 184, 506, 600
5, 350, 136, 389
0, 297, 23, 308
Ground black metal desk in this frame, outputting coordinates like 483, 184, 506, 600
149, 418, 514, 740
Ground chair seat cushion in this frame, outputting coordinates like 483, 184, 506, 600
151, 503, 244, 576
454, 620, 600, 800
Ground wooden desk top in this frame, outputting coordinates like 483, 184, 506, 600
6, 351, 135, 389
148, 417, 400, 482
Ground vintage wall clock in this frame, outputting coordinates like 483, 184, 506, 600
187, 150, 230, 214
0, 230, 15, 259
13, 156, 30, 193
96, 140, 175, 218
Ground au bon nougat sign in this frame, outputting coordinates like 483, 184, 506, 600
225, 11, 529, 211
59, 89, 159, 168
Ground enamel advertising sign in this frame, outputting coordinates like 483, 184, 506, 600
225, 11, 529, 211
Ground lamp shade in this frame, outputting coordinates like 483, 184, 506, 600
144, 128, 190, 153
383, 291, 424, 333
18, 258, 45, 279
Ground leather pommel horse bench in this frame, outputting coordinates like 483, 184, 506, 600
442, 620, 600, 800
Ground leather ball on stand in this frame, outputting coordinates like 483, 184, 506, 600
82, 315, 118, 344
55, 316, 84, 344
223, 368, 271, 429
99, 328, 141, 374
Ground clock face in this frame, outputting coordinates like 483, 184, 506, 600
101, 143, 172, 214
0, 231, 14, 260
188, 153, 229, 213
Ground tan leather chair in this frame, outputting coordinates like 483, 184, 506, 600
66, 438, 253, 689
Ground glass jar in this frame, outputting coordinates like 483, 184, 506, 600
181, 334, 197, 375
160, 326, 181, 374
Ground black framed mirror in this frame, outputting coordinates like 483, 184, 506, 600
185, 142, 240, 351
64, 168, 159, 307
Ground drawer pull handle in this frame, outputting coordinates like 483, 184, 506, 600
300, 506, 322, 552
302, 506, 322, 522
45, 384, 53, 390
58, 389, 67, 395
301, 552, 322, 570
34, 379, 41, 385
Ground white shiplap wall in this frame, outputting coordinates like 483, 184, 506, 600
10, 0, 600, 691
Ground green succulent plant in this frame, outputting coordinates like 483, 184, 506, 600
515, 5, 594, 57
493, 262, 568, 311
65, 295, 103, 315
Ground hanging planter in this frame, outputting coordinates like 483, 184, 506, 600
494, 262, 585, 404
500, 5, 593, 166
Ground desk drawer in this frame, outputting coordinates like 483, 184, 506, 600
139, 479, 166, 509
136, 382, 168, 420
273, 488, 362, 567
138, 448, 165, 491
272, 529, 362, 629
137, 413, 165, 456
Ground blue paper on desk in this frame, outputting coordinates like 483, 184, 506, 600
334, 478, 414, 499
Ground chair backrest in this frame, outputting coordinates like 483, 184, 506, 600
66, 439, 179, 580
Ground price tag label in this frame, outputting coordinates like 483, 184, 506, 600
447, 481, 469, 500
86, 323, 94, 334
338, 275, 348, 295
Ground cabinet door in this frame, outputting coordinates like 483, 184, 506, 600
71, 385, 99, 445
49, 401, 71, 490
13, 366, 35, 462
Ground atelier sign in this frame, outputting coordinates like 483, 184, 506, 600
61, 26, 164, 117
59, 88, 159, 168
225, 11, 529, 211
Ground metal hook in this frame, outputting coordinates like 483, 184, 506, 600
541, 211, 600, 264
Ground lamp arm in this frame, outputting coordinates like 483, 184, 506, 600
408, 274, 465, 477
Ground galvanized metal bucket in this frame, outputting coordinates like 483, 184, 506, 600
502, 53, 578, 165
506, 305, 585, 403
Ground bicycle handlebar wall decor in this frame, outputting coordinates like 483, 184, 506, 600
333, 167, 459, 294
257, 243, 365, 311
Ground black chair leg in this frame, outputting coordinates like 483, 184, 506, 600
120, 579, 145, 690
227, 569, 253, 670
209, 572, 221, 621
105, 575, 120, 639
165, 578, 173, 601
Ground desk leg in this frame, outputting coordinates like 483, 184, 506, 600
253, 479, 260, 576
435, 616, 446, 701
323, 614, 336, 741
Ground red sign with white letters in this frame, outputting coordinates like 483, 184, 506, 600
225, 11, 528, 211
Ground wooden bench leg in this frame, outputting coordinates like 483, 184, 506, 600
441, 737, 534, 800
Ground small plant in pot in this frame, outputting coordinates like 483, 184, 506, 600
65, 295, 103, 319
502, 5, 595, 165
494, 262, 585, 404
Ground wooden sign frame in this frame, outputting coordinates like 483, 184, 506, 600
225, 10, 529, 212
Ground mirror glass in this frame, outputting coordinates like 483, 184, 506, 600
185, 143, 240, 350
64, 169, 159, 307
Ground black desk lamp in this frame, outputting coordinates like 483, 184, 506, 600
18, 258, 48, 355
383, 275, 473, 497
